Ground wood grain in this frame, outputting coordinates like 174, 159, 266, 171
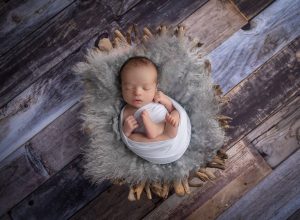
221, 36, 300, 149
1, 0, 298, 218
70, 184, 160, 220
143, 140, 271, 220
0, 103, 84, 215
186, 97, 300, 219
0, 51, 83, 163
247, 96, 300, 168
230, 0, 275, 19
102, 0, 143, 16
0, 0, 75, 56
181, 0, 247, 54
217, 149, 300, 220
209, 0, 300, 94
10, 156, 111, 220
0, 1, 114, 108
117, 0, 208, 30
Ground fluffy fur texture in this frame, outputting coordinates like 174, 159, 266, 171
73, 34, 225, 186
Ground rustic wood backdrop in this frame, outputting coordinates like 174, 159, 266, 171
0, 0, 299, 219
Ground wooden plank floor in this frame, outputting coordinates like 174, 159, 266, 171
0, 0, 299, 219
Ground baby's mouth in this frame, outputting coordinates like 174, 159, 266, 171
133, 99, 142, 103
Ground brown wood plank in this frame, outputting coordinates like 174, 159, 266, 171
247, 96, 300, 168
230, 0, 275, 19
209, 0, 300, 94
217, 149, 300, 220
181, 0, 247, 54
0, 103, 84, 215
143, 140, 271, 220
10, 156, 111, 220
102, 0, 143, 16
117, 0, 208, 30
0, 0, 75, 57
70, 184, 160, 220
221, 36, 300, 149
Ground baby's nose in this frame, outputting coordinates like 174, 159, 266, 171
133, 87, 142, 95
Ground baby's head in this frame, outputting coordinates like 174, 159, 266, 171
119, 56, 158, 108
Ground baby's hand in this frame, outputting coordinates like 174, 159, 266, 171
123, 115, 138, 137
153, 91, 168, 105
154, 91, 174, 112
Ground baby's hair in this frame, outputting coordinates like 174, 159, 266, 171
118, 56, 159, 85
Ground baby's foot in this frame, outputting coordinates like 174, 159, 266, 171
141, 110, 161, 139
164, 110, 180, 138
165, 112, 179, 127
123, 115, 138, 137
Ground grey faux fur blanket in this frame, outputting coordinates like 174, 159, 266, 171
73, 34, 225, 186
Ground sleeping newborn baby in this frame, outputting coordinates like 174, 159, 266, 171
119, 56, 191, 164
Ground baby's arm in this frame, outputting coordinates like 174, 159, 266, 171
153, 91, 174, 113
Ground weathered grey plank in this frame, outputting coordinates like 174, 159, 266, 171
217, 149, 300, 220
0, 51, 83, 163
247, 96, 300, 168
0, 103, 84, 215
221, 36, 300, 149
143, 140, 271, 220
0, 1, 114, 108
0, 0, 75, 56
230, 0, 275, 19
10, 156, 111, 220
209, 0, 300, 94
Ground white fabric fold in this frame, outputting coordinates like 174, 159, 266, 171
120, 98, 191, 164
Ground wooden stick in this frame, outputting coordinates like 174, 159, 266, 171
98, 38, 113, 52
198, 168, 216, 180
173, 179, 185, 196
182, 177, 191, 194
145, 181, 152, 199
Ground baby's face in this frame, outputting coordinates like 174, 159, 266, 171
121, 65, 157, 108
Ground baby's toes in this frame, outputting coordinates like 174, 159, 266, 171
141, 110, 149, 118
165, 114, 171, 122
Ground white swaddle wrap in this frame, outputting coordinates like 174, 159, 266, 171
120, 98, 191, 164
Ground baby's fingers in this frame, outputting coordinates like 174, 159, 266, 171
126, 115, 137, 123
130, 120, 138, 126
153, 96, 160, 103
